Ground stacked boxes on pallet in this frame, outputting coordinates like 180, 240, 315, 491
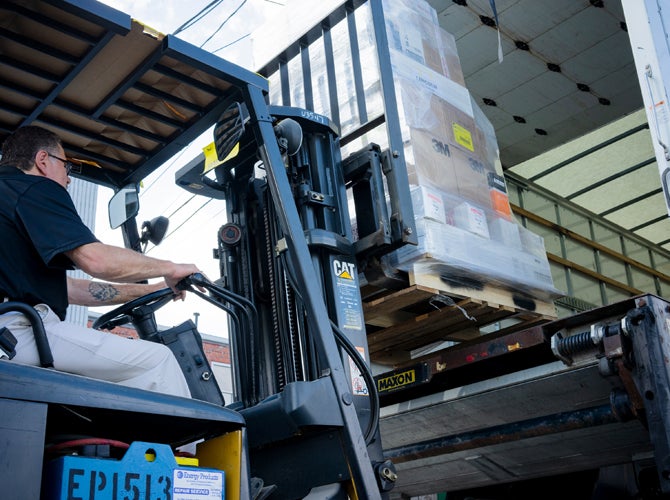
261, 0, 560, 300
378, 0, 559, 300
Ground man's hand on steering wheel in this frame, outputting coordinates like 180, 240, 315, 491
92, 273, 206, 332
164, 263, 202, 298
92, 287, 176, 331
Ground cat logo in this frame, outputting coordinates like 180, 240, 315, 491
333, 259, 355, 280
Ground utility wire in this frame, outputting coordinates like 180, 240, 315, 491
173, 0, 224, 36
164, 198, 214, 241
166, 194, 199, 220
200, 0, 248, 49
139, 147, 190, 198
144, 0, 251, 248
210, 0, 286, 53
212, 33, 251, 54
144, 195, 200, 254
146, 198, 215, 254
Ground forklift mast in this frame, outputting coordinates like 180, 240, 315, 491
177, 99, 395, 497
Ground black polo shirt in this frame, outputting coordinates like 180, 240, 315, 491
0, 166, 98, 320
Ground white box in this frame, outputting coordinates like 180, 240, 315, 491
519, 226, 548, 258
450, 202, 489, 239
411, 185, 446, 223
489, 217, 522, 248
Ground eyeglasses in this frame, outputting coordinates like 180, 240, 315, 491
47, 153, 74, 175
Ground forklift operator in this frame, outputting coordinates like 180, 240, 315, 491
0, 126, 196, 397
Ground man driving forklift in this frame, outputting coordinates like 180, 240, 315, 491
0, 126, 199, 397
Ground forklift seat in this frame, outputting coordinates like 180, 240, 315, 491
0, 301, 53, 367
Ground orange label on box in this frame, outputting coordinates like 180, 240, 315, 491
452, 123, 474, 151
491, 189, 512, 219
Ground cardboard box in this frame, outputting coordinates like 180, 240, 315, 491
404, 127, 458, 193
519, 226, 549, 259
393, 79, 498, 211
471, 97, 501, 171
402, 126, 496, 212
384, 0, 465, 85
451, 147, 495, 210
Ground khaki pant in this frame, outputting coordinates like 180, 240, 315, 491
1, 304, 191, 398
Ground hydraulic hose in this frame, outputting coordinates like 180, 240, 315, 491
331, 321, 380, 446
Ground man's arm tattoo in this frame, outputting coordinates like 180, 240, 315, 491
88, 282, 120, 303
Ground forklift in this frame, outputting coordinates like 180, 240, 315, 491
0, 0, 395, 498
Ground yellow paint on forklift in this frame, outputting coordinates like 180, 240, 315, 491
144, 452, 199, 466
175, 456, 199, 466
197, 430, 244, 500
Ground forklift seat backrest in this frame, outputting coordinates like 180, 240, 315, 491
0, 302, 53, 367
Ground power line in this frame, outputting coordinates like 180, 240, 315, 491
146, 199, 229, 254
145, 0, 251, 248
212, 33, 251, 54
173, 0, 224, 36
149, 198, 215, 253
139, 147, 190, 198
166, 194, 199, 220
200, 0, 248, 49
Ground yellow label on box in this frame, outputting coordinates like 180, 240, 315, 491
452, 123, 474, 151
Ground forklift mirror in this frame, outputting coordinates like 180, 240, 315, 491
140, 216, 169, 247
274, 118, 303, 156
108, 185, 140, 229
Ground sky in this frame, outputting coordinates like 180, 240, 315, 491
91, 0, 342, 337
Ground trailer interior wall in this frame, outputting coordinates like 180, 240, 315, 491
507, 108, 670, 316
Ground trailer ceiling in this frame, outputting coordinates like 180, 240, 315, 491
429, 0, 670, 251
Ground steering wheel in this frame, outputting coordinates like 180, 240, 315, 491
92, 287, 175, 331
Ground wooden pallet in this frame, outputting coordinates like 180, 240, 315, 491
364, 270, 558, 366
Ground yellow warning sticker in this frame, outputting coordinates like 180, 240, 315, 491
203, 141, 239, 173
453, 123, 474, 151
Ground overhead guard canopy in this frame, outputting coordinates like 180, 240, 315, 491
0, 0, 268, 189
